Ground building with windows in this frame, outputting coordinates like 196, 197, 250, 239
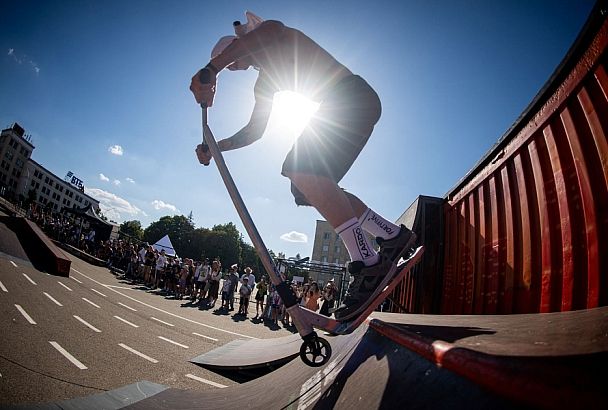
310, 220, 350, 266
0, 123, 99, 213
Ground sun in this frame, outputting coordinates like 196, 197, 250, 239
271, 91, 319, 133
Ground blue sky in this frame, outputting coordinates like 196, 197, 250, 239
0, 0, 595, 258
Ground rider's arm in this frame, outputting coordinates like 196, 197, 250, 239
205, 20, 286, 75
217, 72, 275, 151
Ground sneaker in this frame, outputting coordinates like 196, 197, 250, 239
333, 255, 397, 321
376, 225, 417, 264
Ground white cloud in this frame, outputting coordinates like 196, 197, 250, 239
113, 179, 121, 186
99, 173, 109, 182
108, 145, 123, 156
7, 48, 38, 73
85, 187, 143, 222
280, 231, 308, 243
151, 199, 179, 213
125, 177, 135, 184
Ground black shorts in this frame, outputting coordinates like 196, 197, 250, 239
281, 75, 381, 206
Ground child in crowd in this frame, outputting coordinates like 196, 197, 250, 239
270, 286, 282, 325
176, 261, 190, 300
221, 275, 232, 310
254, 277, 267, 318
238, 277, 252, 315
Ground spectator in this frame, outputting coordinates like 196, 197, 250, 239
270, 285, 282, 325
227, 265, 239, 311
305, 282, 321, 312
319, 280, 337, 316
241, 267, 256, 293
207, 260, 221, 307
154, 249, 167, 288
254, 277, 268, 318
238, 277, 252, 316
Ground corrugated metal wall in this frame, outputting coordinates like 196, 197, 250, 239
440, 11, 608, 314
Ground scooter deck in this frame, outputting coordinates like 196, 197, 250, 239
298, 246, 424, 336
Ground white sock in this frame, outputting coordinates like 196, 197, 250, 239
335, 217, 379, 266
358, 208, 400, 240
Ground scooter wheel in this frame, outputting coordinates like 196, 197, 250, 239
299, 336, 332, 367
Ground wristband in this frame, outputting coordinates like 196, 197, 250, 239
198, 63, 218, 84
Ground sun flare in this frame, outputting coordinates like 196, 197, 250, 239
271, 91, 319, 133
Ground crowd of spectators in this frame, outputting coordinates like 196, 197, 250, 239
107, 242, 340, 327
24, 204, 340, 328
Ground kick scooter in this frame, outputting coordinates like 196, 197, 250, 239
200, 105, 424, 366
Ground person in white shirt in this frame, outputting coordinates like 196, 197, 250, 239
154, 249, 167, 288
241, 267, 256, 293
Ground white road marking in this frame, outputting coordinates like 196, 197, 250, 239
114, 315, 139, 328
22, 273, 37, 285
70, 276, 83, 284
192, 332, 218, 342
90, 288, 107, 297
43, 292, 63, 307
150, 317, 174, 327
49, 341, 87, 370
10, 261, 17, 268
0, 280, 7, 292
185, 373, 227, 388
106, 285, 135, 290
82, 297, 101, 309
73, 315, 101, 333
70, 268, 256, 339
118, 302, 137, 311
15, 304, 36, 324
57, 282, 73, 291
118, 343, 158, 363
158, 336, 188, 349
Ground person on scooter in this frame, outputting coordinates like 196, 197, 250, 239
189, 12, 416, 321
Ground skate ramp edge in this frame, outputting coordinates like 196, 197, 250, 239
369, 309, 608, 409
190, 333, 301, 370
8, 381, 167, 410
11, 217, 71, 277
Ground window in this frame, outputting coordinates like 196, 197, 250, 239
323, 232, 331, 240
322, 245, 329, 252
5, 151, 13, 161
334, 258, 341, 264
321, 256, 328, 263
45, 177, 50, 184
334, 246, 340, 254
15, 158, 23, 169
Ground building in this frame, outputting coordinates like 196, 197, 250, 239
0, 123, 100, 213
310, 220, 350, 266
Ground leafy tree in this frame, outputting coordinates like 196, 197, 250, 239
143, 215, 194, 256
119, 220, 144, 240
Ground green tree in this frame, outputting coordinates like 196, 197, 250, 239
119, 220, 144, 241
143, 215, 194, 256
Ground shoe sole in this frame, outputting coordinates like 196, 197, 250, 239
334, 262, 398, 321
386, 232, 418, 265
335, 246, 424, 322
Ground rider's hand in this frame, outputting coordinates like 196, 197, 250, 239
195, 143, 212, 166
190, 66, 216, 107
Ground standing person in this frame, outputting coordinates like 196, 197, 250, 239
227, 264, 240, 311
254, 277, 268, 318
154, 249, 167, 289
207, 260, 221, 307
238, 277, 252, 316
319, 280, 337, 316
143, 246, 156, 287
198, 259, 212, 303
305, 282, 321, 312
241, 267, 256, 294
190, 12, 417, 321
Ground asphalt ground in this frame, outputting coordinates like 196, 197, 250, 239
0, 217, 295, 407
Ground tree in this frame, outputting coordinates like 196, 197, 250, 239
143, 215, 195, 256
119, 220, 144, 241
